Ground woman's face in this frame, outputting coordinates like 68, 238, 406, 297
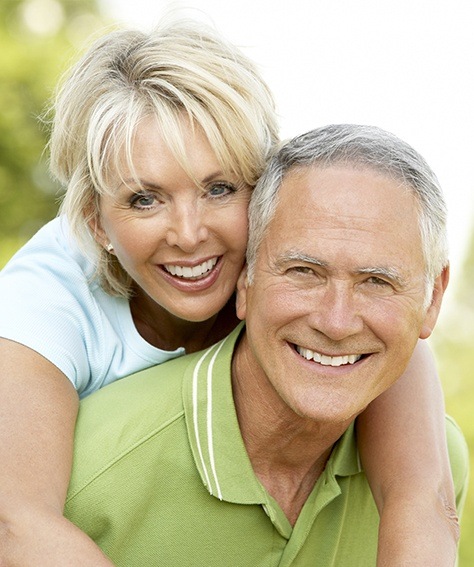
97, 115, 251, 323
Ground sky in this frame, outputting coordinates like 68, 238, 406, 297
101, 0, 474, 305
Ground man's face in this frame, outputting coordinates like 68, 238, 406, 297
237, 165, 447, 426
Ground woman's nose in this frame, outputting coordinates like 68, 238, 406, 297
165, 204, 209, 252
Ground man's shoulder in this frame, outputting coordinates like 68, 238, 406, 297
68, 351, 204, 496
75, 348, 205, 431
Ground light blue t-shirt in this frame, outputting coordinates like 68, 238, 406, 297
0, 217, 184, 397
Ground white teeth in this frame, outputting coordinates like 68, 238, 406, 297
296, 346, 362, 367
164, 257, 218, 279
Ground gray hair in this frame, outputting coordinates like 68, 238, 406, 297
247, 124, 448, 295
50, 17, 278, 296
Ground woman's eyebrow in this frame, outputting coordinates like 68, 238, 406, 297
118, 169, 228, 190
117, 178, 162, 191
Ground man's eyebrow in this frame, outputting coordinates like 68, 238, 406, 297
276, 252, 407, 286
277, 251, 328, 267
357, 266, 406, 286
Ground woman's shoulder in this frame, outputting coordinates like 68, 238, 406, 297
0, 217, 123, 391
7, 216, 95, 278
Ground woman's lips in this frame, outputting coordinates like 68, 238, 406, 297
163, 257, 219, 280
158, 256, 222, 291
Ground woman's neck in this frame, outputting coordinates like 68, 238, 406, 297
129, 289, 239, 353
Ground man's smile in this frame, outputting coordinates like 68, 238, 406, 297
295, 345, 365, 367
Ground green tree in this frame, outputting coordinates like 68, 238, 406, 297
0, 0, 107, 264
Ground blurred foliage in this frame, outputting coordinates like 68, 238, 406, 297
433, 230, 474, 567
0, 1, 473, 565
0, 0, 107, 242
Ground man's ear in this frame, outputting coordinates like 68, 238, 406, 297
419, 265, 450, 339
235, 264, 249, 321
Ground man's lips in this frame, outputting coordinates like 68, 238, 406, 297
295, 345, 368, 367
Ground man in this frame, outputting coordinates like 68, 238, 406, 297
64, 125, 468, 566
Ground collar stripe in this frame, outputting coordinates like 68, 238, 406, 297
191, 336, 229, 498
206, 339, 227, 501
192, 346, 214, 492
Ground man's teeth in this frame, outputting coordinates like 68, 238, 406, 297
296, 346, 362, 366
164, 257, 218, 279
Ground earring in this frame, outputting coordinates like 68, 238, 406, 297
106, 243, 114, 252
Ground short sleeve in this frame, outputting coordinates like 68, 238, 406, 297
0, 218, 104, 392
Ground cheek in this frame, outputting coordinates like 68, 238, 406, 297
114, 216, 161, 248
265, 285, 316, 322
368, 302, 423, 355
247, 284, 299, 331
107, 225, 159, 272
218, 205, 249, 254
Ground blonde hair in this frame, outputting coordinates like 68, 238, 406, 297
50, 17, 279, 296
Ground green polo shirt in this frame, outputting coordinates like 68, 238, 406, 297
65, 324, 469, 566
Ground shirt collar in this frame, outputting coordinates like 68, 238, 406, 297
182, 323, 362, 505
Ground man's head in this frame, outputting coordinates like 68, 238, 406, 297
237, 124, 449, 425
246, 124, 448, 299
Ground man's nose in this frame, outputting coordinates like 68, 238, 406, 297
165, 203, 209, 252
308, 282, 364, 341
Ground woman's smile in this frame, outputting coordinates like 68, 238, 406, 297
157, 256, 223, 292
163, 256, 219, 279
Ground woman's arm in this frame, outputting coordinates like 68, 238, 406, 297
357, 340, 460, 567
0, 339, 114, 566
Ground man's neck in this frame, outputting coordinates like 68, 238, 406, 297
231, 332, 350, 526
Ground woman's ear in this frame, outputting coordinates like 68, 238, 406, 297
236, 265, 249, 321
86, 205, 109, 251
419, 265, 450, 339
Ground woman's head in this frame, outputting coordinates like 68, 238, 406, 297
51, 17, 278, 295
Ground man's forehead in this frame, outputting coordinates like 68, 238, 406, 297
259, 164, 425, 274
279, 162, 407, 197
271, 164, 419, 231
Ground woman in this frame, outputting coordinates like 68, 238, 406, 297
0, 17, 457, 566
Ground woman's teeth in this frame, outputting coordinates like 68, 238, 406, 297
164, 257, 218, 279
296, 346, 362, 366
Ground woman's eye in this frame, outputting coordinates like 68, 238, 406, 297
207, 182, 236, 198
130, 192, 157, 209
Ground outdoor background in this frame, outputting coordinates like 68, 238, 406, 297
1, 0, 472, 562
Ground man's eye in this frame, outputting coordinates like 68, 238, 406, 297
367, 276, 391, 287
289, 266, 315, 275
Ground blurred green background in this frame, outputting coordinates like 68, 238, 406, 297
0, 0, 472, 563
